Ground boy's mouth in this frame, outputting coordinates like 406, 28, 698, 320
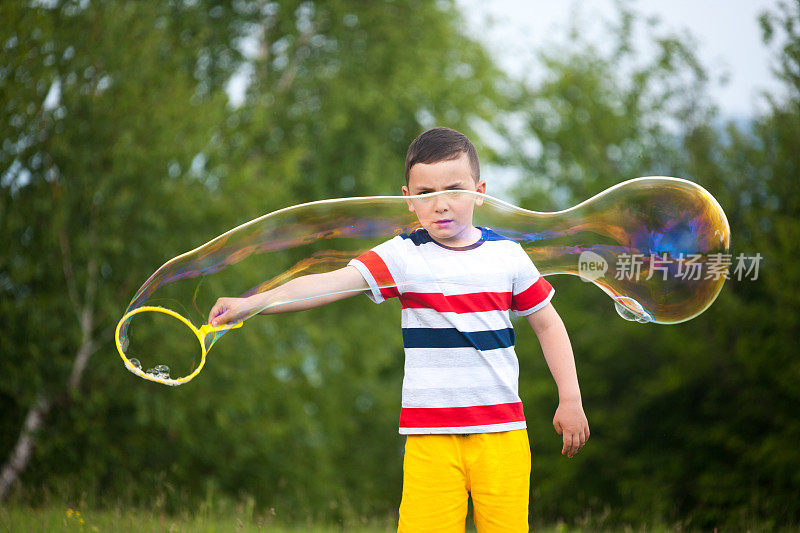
433, 219, 453, 227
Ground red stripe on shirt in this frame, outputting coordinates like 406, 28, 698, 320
511, 277, 553, 312
399, 402, 525, 428
400, 291, 512, 314
355, 250, 400, 299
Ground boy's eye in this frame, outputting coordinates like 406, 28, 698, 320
411, 189, 470, 201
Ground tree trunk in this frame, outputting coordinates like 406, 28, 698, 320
0, 393, 51, 501
0, 227, 98, 501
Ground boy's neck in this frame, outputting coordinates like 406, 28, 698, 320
427, 225, 483, 249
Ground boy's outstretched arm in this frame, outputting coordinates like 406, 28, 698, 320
526, 303, 590, 458
208, 265, 368, 326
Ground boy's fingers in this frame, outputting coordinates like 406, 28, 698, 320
209, 301, 223, 324
575, 435, 584, 456
211, 309, 227, 326
575, 433, 588, 455
562, 432, 572, 455
556, 415, 590, 458
566, 433, 584, 458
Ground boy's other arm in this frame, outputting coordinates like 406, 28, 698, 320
526, 303, 590, 458
208, 265, 369, 326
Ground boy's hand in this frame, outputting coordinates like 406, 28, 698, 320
208, 297, 251, 327
553, 399, 589, 458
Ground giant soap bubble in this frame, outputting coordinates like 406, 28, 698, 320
116, 176, 730, 386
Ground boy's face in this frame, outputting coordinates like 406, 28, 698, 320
402, 152, 487, 247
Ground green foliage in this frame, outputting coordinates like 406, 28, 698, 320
509, 1, 800, 529
0, 0, 506, 523
2, 0, 800, 529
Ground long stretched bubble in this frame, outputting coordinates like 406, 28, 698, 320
116, 176, 730, 386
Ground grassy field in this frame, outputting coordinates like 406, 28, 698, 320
0, 504, 401, 533
0, 504, 629, 533
2, 504, 791, 532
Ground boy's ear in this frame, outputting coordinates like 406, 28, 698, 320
474, 180, 487, 207
402, 186, 415, 212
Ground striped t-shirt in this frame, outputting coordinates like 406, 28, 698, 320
347, 227, 554, 435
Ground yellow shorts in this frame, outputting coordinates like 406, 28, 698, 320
398, 429, 531, 533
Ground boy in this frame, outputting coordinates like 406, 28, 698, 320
208, 127, 589, 532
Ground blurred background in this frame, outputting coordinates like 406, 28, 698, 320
1, 0, 798, 530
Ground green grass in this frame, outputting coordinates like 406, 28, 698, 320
0, 504, 398, 533
3, 504, 791, 532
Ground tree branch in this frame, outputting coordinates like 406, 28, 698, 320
276, 24, 314, 94
58, 226, 81, 314
69, 227, 98, 393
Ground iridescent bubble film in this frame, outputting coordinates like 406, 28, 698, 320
116, 177, 730, 385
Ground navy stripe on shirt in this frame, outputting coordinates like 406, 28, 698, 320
399, 229, 433, 246
399, 227, 514, 246
402, 327, 516, 350
483, 228, 514, 241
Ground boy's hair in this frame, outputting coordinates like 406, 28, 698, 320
404, 127, 480, 185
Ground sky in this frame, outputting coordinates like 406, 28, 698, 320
456, 0, 784, 119
222, 0, 786, 200
226, 1, 784, 117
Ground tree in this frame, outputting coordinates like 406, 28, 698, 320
0, 0, 259, 501
1, 0, 511, 520
503, 2, 800, 528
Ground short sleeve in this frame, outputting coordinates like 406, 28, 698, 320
510, 244, 555, 316
347, 237, 404, 304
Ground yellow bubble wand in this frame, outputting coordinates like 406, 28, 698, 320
115, 306, 242, 386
